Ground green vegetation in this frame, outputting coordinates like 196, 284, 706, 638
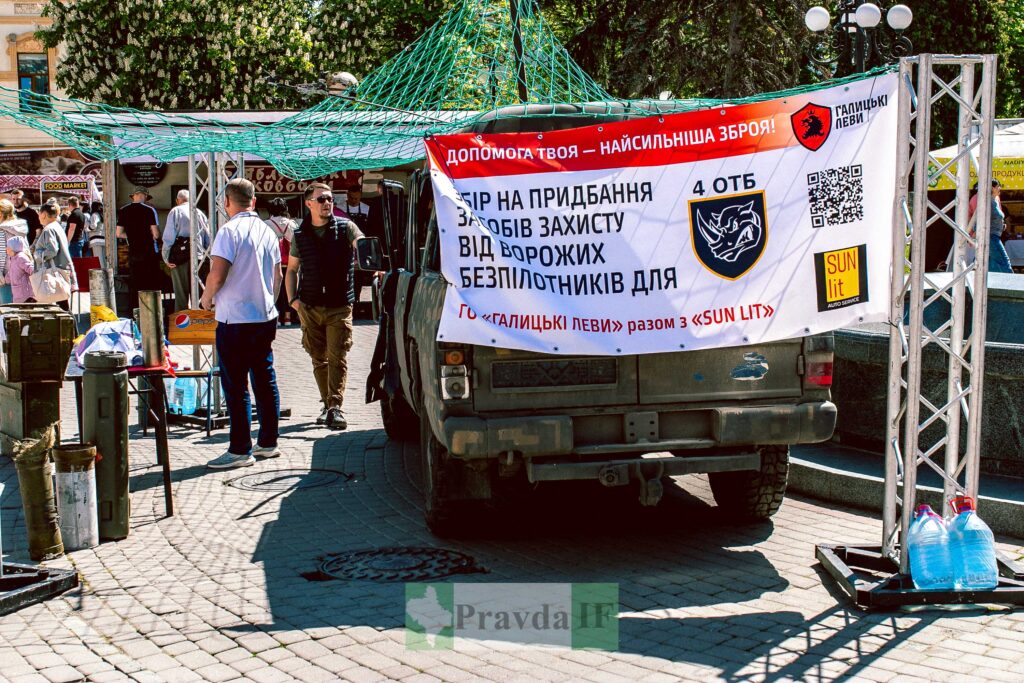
39, 0, 1023, 118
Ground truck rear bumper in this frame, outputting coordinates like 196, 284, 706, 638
442, 401, 836, 459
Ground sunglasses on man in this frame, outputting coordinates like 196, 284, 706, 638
313, 195, 334, 205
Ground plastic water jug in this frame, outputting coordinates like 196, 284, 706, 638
907, 504, 955, 590
165, 378, 180, 414
948, 496, 998, 590
172, 377, 197, 416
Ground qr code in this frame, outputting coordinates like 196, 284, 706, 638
807, 164, 864, 228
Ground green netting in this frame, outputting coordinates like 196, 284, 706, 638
0, 0, 896, 180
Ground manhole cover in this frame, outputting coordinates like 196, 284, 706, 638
225, 468, 351, 492
317, 547, 486, 582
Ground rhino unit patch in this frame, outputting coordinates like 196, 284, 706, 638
688, 190, 768, 280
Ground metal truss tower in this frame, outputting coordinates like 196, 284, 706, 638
186, 152, 246, 414
817, 54, 1024, 608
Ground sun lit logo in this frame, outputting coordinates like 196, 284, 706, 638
174, 314, 190, 329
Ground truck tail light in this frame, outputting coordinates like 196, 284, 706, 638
441, 364, 470, 400
805, 361, 833, 387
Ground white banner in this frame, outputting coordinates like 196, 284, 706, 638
426, 73, 898, 355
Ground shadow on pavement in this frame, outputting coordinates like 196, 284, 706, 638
618, 606, 946, 681
235, 427, 793, 663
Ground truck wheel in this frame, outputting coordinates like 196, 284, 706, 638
420, 412, 468, 537
708, 445, 789, 521
381, 393, 418, 442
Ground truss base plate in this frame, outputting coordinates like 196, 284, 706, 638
816, 543, 1024, 610
0, 562, 79, 616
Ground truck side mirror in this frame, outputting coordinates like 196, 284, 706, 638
355, 237, 384, 271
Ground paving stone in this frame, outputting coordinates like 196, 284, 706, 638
247, 666, 297, 683
229, 656, 267, 674
159, 667, 206, 683
38, 666, 85, 683
234, 632, 281, 654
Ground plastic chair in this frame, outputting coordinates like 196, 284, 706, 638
71, 256, 101, 314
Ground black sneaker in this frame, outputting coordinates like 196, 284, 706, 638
326, 408, 347, 430
316, 407, 328, 425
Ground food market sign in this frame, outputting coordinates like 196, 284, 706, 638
41, 180, 89, 192
426, 73, 898, 355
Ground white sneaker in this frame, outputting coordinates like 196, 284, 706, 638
316, 407, 328, 425
207, 451, 255, 469
253, 445, 281, 459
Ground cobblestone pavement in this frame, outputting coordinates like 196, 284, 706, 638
2, 322, 1024, 682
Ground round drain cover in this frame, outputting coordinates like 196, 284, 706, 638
319, 547, 485, 582
225, 468, 350, 492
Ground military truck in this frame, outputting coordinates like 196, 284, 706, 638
360, 105, 837, 536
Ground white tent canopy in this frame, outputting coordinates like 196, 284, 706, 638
931, 121, 1024, 190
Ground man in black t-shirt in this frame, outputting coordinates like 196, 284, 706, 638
116, 186, 160, 309
10, 190, 41, 244
66, 196, 87, 258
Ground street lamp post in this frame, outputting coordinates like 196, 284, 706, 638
805, 1, 914, 77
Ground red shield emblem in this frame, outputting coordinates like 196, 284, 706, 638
791, 103, 832, 151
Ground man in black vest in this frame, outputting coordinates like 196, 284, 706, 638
285, 182, 363, 430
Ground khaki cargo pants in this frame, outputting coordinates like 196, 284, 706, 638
297, 304, 354, 410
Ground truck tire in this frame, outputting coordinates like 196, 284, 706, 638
708, 445, 789, 521
381, 393, 418, 442
420, 411, 470, 537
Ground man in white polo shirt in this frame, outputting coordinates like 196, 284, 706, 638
200, 178, 282, 469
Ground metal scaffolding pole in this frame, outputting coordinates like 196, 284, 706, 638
101, 160, 118, 315
816, 54, 1024, 608
182, 151, 246, 419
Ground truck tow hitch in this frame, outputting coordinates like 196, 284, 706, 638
637, 461, 665, 507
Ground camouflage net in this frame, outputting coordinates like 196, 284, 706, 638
0, 0, 894, 180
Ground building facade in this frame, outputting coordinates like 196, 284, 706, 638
0, 1, 64, 150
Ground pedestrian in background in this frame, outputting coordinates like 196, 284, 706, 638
200, 178, 282, 469
976, 179, 1012, 274
10, 190, 41, 243
5, 236, 34, 303
265, 197, 296, 326
88, 201, 106, 268
66, 196, 88, 258
162, 189, 210, 312
0, 199, 29, 304
285, 182, 363, 430
115, 186, 160, 310
33, 202, 77, 311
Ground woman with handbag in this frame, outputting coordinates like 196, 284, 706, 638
32, 203, 77, 311
0, 198, 29, 304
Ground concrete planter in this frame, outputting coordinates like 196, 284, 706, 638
833, 274, 1024, 478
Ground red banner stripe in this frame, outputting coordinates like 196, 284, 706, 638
427, 98, 805, 179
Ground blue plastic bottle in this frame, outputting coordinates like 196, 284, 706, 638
172, 378, 198, 416
948, 496, 998, 590
907, 504, 955, 590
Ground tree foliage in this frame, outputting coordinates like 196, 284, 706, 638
39, 0, 320, 110
540, 0, 812, 100
38, 0, 1024, 120
543, 0, 1024, 121
38, 0, 445, 110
